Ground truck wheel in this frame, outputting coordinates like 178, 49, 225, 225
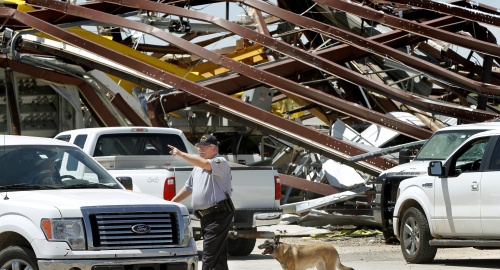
400, 207, 437, 264
227, 238, 256, 256
0, 246, 38, 270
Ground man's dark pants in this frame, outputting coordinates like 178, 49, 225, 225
200, 209, 234, 270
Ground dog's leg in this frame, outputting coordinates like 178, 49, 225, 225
315, 260, 327, 270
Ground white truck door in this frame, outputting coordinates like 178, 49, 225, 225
434, 137, 489, 237
479, 137, 500, 237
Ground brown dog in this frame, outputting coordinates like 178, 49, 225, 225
258, 235, 354, 270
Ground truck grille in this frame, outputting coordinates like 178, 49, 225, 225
88, 211, 179, 249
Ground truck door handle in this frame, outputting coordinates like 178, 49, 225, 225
471, 181, 479, 191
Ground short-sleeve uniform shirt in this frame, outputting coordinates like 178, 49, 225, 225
184, 154, 232, 210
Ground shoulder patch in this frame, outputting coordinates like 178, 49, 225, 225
213, 158, 221, 164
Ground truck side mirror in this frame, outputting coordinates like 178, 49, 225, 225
116, 176, 133, 190
428, 161, 444, 176
399, 148, 412, 164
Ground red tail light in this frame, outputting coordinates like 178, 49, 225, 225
274, 175, 281, 200
163, 177, 176, 200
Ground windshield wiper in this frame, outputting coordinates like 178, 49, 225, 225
63, 183, 115, 189
0, 184, 58, 190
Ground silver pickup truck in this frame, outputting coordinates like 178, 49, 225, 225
55, 127, 282, 256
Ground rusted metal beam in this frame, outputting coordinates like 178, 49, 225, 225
88, 0, 492, 123
149, 16, 466, 112
0, 7, 397, 175
389, 0, 500, 28
240, 0, 500, 97
110, 93, 149, 126
4, 67, 21, 135
279, 173, 346, 196
32, 0, 433, 140
125, 6, 496, 122
417, 42, 500, 86
315, 0, 500, 59
18, 4, 484, 124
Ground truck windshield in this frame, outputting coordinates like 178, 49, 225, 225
0, 145, 121, 190
414, 129, 486, 161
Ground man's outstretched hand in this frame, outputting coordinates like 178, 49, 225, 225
168, 145, 181, 157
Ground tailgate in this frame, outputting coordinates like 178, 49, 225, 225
173, 166, 279, 210
107, 169, 168, 199
231, 167, 278, 209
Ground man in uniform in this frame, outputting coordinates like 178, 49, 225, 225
168, 134, 234, 270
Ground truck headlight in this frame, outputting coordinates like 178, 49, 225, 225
41, 219, 86, 250
181, 215, 193, 247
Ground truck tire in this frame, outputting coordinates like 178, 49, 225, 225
0, 246, 38, 270
400, 207, 437, 264
227, 238, 256, 256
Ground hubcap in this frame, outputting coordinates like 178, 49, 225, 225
402, 216, 420, 256
1, 259, 35, 270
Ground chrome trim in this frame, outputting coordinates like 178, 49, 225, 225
38, 255, 198, 270
81, 205, 183, 250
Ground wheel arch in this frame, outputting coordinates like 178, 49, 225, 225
0, 214, 48, 257
0, 232, 33, 252
393, 188, 434, 237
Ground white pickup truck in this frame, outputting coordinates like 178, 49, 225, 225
394, 129, 500, 264
55, 127, 282, 256
371, 122, 500, 240
0, 135, 197, 270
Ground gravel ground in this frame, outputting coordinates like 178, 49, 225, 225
276, 234, 500, 263
277, 234, 403, 262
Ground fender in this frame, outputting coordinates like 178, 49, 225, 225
0, 214, 48, 250
394, 184, 436, 236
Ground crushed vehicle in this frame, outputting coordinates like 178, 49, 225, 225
371, 122, 500, 240
55, 126, 282, 256
0, 135, 197, 270
394, 129, 500, 263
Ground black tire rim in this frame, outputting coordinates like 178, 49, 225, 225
402, 215, 420, 257
1, 258, 35, 270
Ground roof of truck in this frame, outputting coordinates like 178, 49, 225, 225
436, 122, 500, 132
1, 135, 76, 146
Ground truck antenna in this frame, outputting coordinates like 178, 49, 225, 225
3, 134, 7, 200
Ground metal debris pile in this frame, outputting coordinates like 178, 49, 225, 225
1, 0, 499, 229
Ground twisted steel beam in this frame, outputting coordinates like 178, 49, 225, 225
29, 0, 434, 140
0, 7, 397, 174
315, 0, 500, 59
388, 0, 500, 28
240, 0, 500, 96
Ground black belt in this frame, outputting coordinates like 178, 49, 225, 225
194, 201, 229, 218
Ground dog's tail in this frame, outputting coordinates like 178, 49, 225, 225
335, 259, 354, 270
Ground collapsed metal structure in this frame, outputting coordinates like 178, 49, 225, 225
1, 0, 500, 193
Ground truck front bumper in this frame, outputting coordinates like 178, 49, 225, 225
38, 255, 198, 270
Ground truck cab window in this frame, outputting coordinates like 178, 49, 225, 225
55, 134, 71, 142
95, 134, 187, 156
451, 138, 490, 175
